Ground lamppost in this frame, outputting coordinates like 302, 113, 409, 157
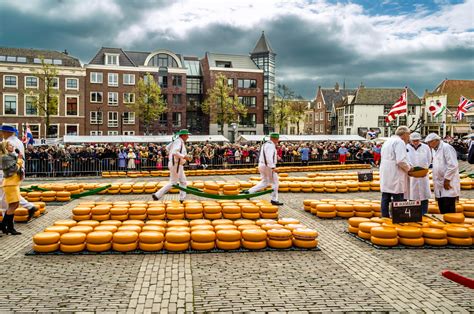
97, 106, 102, 135
230, 122, 238, 143
120, 112, 125, 135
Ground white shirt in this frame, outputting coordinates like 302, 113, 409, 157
168, 137, 187, 167
380, 135, 411, 194
258, 141, 277, 168
406, 143, 432, 201
432, 141, 460, 198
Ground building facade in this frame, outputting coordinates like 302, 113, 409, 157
0, 47, 85, 139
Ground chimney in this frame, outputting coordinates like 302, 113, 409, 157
334, 82, 340, 92
63, 49, 69, 55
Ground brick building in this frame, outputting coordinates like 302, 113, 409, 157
0, 47, 85, 139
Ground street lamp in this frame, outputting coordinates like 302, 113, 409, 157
97, 106, 102, 135
120, 112, 125, 135
230, 122, 238, 143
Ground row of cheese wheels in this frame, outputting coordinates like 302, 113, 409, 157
348, 214, 474, 247
71, 199, 279, 221
101, 164, 371, 178
33, 217, 319, 253
304, 198, 474, 218
0, 202, 47, 223
22, 191, 72, 202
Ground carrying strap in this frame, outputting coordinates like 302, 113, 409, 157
260, 141, 276, 167
172, 142, 184, 174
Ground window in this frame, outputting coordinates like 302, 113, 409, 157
123, 74, 135, 85
90, 72, 103, 83
344, 116, 348, 126
46, 77, 59, 89
25, 95, 38, 115
47, 124, 59, 138
123, 112, 135, 124
320, 112, 323, 120
4, 75, 17, 88
105, 54, 119, 65
108, 73, 118, 87
90, 131, 103, 136
349, 116, 354, 126
186, 78, 201, 94
53, 59, 62, 65
172, 75, 182, 87
227, 78, 234, 88
383, 105, 392, 115
65, 125, 78, 136
66, 96, 79, 116
158, 76, 168, 88
327, 113, 330, 121
66, 78, 78, 90
173, 94, 182, 105
378, 116, 386, 127
90, 111, 103, 124
90, 92, 103, 103
158, 113, 167, 125
239, 114, 256, 127
108, 111, 118, 127
108, 92, 118, 106
398, 116, 407, 125
320, 124, 324, 133
25, 76, 38, 88
28, 124, 40, 139
108, 130, 119, 135
123, 131, 135, 135
172, 112, 182, 127
123, 93, 135, 103
146, 53, 179, 68
350, 105, 354, 114
346, 128, 351, 135
47, 95, 59, 116
239, 96, 256, 108
216, 61, 231, 68
317, 102, 321, 109
238, 79, 257, 88
3, 94, 17, 115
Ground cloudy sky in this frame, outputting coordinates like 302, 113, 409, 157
0, 0, 473, 99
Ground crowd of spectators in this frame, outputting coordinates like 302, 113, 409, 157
23, 137, 470, 177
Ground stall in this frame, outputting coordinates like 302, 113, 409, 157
236, 134, 367, 143
63, 135, 230, 144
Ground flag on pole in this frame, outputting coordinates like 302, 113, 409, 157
455, 95, 473, 120
23, 123, 35, 145
385, 88, 408, 123
428, 99, 446, 118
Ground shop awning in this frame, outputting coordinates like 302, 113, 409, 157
453, 126, 471, 134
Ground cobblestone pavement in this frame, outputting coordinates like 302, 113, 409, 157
0, 172, 472, 312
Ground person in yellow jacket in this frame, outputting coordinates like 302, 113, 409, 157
1, 140, 23, 235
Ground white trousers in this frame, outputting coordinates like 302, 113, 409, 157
154, 165, 187, 200
248, 165, 279, 201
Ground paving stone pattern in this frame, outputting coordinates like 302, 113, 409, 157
0, 172, 472, 312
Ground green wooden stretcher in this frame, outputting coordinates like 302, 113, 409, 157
172, 184, 272, 200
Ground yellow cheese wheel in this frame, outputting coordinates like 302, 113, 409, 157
147, 207, 165, 215
316, 211, 336, 219
91, 214, 111, 221
261, 212, 278, 219
34, 232, 61, 245
216, 240, 241, 250
241, 229, 267, 242
369, 226, 398, 239
292, 228, 318, 240
371, 236, 398, 246
191, 230, 216, 242
444, 227, 470, 238
399, 237, 424, 246
165, 231, 191, 243
428, 221, 446, 229
209, 219, 232, 226
242, 205, 261, 213
100, 220, 122, 226
110, 214, 128, 221
335, 204, 354, 212
164, 241, 189, 251
242, 239, 266, 250
44, 225, 69, 235
34, 242, 59, 253
110, 208, 128, 215
358, 222, 381, 233
222, 206, 241, 214
447, 237, 473, 246
267, 238, 292, 249
113, 231, 139, 244
139, 242, 164, 251
261, 224, 284, 231
267, 228, 292, 240
216, 229, 241, 241
348, 225, 359, 234
190, 241, 215, 251
54, 219, 77, 228
72, 215, 90, 221
348, 217, 371, 227
185, 207, 203, 214
117, 225, 142, 233
167, 220, 189, 227
146, 220, 167, 227
191, 225, 214, 232
60, 243, 86, 253
77, 220, 100, 227
255, 219, 277, 226
86, 231, 113, 244
358, 230, 371, 240
113, 242, 138, 252
91, 207, 110, 215
203, 206, 222, 214
94, 225, 118, 233
128, 207, 146, 215
422, 228, 447, 239
316, 204, 335, 212
396, 226, 423, 238
337, 211, 354, 218
122, 220, 145, 227
72, 208, 91, 215
424, 237, 448, 246
87, 242, 112, 252
214, 224, 237, 231
355, 211, 373, 218
60, 232, 87, 245
292, 238, 318, 248
443, 213, 465, 223
56, 191, 71, 197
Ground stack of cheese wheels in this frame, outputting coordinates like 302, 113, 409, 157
203, 203, 222, 220
166, 202, 185, 220
120, 184, 132, 194
444, 225, 473, 246
33, 232, 60, 253
370, 202, 381, 217
56, 191, 71, 202
357, 222, 381, 240
348, 217, 371, 234
354, 203, 373, 218
316, 203, 336, 219
222, 203, 241, 220
336, 182, 348, 193
292, 228, 318, 248
147, 204, 166, 220
301, 182, 313, 193
216, 229, 241, 250
358, 182, 370, 192
422, 227, 448, 246
132, 183, 145, 194
288, 182, 301, 193
370, 226, 398, 246
259, 204, 278, 219
396, 226, 424, 246
241, 229, 267, 249
72, 205, 92, 221
86, 231, 113, 252
91, 204, 111, 221
267, 228, 292, 249
13, 207, 29, 222
347, 181, 359, 192
463, 203, 474, 218
110, 204, 129, 221
139, 230, 164, 251
443, 213, 465, 224
303, 200, 315, 212
34, 202, 47, 214
324, 182, 336, 193
41, 190, 56, 202
336, 204, 354, 218
312, 182, 324, 193
113, 230, 139, 252
129, 203, 147, 220
66, 184, 82, 195
145, 182, 158, 194
185, 202, 203, 220
60, 232, 87, 253
191, 227, 216, 250
203, 182, 220, 195
107, 184, 120, 194
370, 181, 380, 191
165, 230, 190, 251
27, 191, 41, 202
242, 204, 260, 220
222, 184, 240, 195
